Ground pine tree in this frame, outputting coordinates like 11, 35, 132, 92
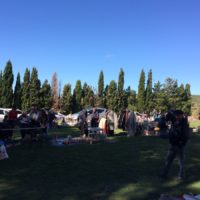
183, 83, 192, 115
98, 70, 104, 107
126, 86, 137, 111
13, 73, 22, 109
61, 83, 73, 114
2, 60, 14, 107
0, 70, 3, 106
21, 68, 30, 111
40, 80, 52, 109
137, 69, 145, 112
117, 68, 126, 112
152, 81, 168, 112
51, 72, 59, 111
145, 69, 153, 113
30, 67, 41, 107
163, 78, 178, 110
73, 80, 82, 112
82, 83, 94, 108
106, 80, 118, 112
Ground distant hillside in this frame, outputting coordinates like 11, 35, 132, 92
192, 95, 200, 117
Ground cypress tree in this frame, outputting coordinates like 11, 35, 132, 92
183, 83, 192, 115
73, 80, 82, 112
21, 68, 30, 111
106, 80, 118, 112
137, 69, 145, 112
2, 60, 14, 107
51, 72, 59, 111
145, 69, 153, 113
0, 71, 3, 106
61, 83, 73, 114
117, 68, 126, 112
13, 73, 22, 109
40, 80, 52, 109
98, 70, 104, 107
30, 67, 41, 107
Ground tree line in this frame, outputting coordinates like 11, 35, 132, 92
0, 60, 191, 115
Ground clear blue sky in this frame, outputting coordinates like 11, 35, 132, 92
0, 0, 200, 94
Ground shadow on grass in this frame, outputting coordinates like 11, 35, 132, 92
0, 129, 200, 200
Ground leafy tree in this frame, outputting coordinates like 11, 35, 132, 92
2, 61, 14, 107
51, 72, 59, 111
61, 83, 73, 114
145, 69, 153, 113
106, 80, 118, 112
30, 67, 41, 107
40, 80, 52, 109
0, 70, 3, 106
13, 73, 22, 109
21, 68, 30, 111
98, 70, 104, 106
137, 69, 145, 112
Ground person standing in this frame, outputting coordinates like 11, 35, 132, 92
7, 105, 18, 139
90, 107, 99, 127
126, 110, 137, 137
161, 110, 189, 180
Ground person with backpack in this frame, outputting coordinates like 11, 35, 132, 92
160, 110, 189, 180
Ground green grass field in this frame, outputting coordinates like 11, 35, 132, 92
0, 127, 200, 200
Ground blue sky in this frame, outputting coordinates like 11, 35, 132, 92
0, 0, 200, 94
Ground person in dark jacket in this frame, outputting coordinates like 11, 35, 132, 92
161, 110, 189, 180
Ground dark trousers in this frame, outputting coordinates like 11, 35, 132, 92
162, 145, 185, 178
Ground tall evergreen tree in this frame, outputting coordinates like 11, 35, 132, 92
97, 70, 104, 107
163, 78, 178, 110
126, 86, 137, 111
30, 67, 41, 107
183, 83, 192, 115
117, 68, 126, 112
40, 80, 52, 109
61, 83, 73, 114
176, 84, 185, 110
73, 80, 82, 112
137, 69, 145, 112
82, 83, 94, 108
2, 61, 14, 107
51, 72, 59, 111
21, 68, 30, 111
0, 70, 3, 106
13, 73, 22, 109
145, 69, 153, 112
106, 80, 118, 112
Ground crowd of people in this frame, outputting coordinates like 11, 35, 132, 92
78, 107, 138, 137
0, 105, 57, 142
0, 104, 191, 180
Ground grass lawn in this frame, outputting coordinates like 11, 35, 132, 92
0, 127, 200, 200
190, 120, 200, 128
